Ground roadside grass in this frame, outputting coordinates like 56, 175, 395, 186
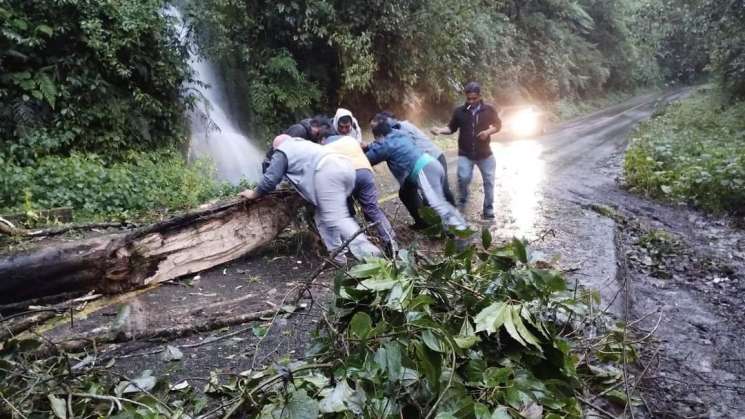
0, 150, 248, 226
624, 88, 745, 215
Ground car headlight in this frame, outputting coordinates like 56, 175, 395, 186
511, 108, 540, 137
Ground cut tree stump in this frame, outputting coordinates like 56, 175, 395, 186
0, 191, 304, 305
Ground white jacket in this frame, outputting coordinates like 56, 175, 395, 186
332, 108, 362, 143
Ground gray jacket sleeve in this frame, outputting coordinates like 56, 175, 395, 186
256, 151, 288, 196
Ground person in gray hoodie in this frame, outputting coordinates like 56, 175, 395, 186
240, 134, 381, 263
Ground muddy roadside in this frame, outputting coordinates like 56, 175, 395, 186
600, 189, 745, 418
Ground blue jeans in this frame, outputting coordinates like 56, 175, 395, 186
457, 155, 496, 216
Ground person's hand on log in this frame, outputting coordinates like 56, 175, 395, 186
239, 189, 258, 200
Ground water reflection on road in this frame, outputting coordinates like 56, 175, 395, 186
489, 139, 545, 240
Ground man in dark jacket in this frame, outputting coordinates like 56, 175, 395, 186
431, 82, 501, 219
366, 119, 467, 233
284, 115, 333, 142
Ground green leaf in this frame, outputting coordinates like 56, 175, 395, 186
252, 325, 268, 337
259, 389, 319, 419
319, 380, 365, 414
491, 406, 512, 419
454, 336, 480, 349
503, 305, 527, 347
511, 238, 528, 263
48, 394, 67, 419
356, 277, 397, 291
483, 367, 511, 387
466, 356, 487, 383
37, 73, 57, 109
349, 312, 372, 340
474, 302, 507, 334
512, 306, 542, 351
384, 342, 402, 381
422, 329, 447, 352
413, 341, 442, 389
474, 403, 491, 419
481, 227, 492, 249
348, 262, 381, 278
35, 24, 53, 36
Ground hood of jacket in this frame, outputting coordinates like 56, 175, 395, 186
332, 108, 362, 142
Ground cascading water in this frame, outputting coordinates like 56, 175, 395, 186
169, 7, 264, 184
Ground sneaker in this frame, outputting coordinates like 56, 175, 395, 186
482, 212, 495, 220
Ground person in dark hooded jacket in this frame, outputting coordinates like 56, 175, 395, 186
284, 116, 333, 142
365, 118, 467, 233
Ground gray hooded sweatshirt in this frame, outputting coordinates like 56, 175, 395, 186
257, 137, 347, 206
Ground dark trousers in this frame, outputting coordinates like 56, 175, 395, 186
351, 169, 396, 246
400, 154, 455, 225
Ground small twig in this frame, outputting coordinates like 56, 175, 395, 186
577, 396, 618, 419
621, 250, 635, 419
424, 339, 457, 419
632, 346, 661, 393
294, 222, 380, 303
27, 222, 136, 238
181, 324, 256, 349
0, 390, 28, 419
626, 312, 663, 345
0, 308, 64, 323
71, 392, 155, 412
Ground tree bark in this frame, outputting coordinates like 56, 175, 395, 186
0, 191, 304, 305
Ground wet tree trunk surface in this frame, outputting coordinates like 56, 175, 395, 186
0, 191, 304, 305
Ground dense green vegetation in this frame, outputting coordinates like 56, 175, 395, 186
1, 152, 242, 221
624, 88, 745, 214
0, 238, 638, 418
189, 0, 658, 134
0, 1, 230, 221
0, 1, 191, 158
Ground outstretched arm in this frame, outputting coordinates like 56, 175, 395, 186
431, 112, 459, 136
364, 140, 390, 166
240, 151, 288, 200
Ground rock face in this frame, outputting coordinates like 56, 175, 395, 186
0, 191, 304, 305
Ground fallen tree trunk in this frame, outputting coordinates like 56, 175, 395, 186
0, 191, 304, 305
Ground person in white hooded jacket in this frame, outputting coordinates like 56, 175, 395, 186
332, 108, 363, 143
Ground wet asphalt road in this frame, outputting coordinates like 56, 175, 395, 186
377, 90, 690, 312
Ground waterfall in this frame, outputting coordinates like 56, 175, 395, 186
169, 7, 264, 184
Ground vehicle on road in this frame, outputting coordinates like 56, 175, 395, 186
499, 105, 551, 137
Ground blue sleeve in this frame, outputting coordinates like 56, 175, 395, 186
256, 151, 288, 195
365, 140, 390, 166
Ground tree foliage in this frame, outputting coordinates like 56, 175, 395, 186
189, 0, 656, 132
632, 0, 745, 99
0, 0, 192, 163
